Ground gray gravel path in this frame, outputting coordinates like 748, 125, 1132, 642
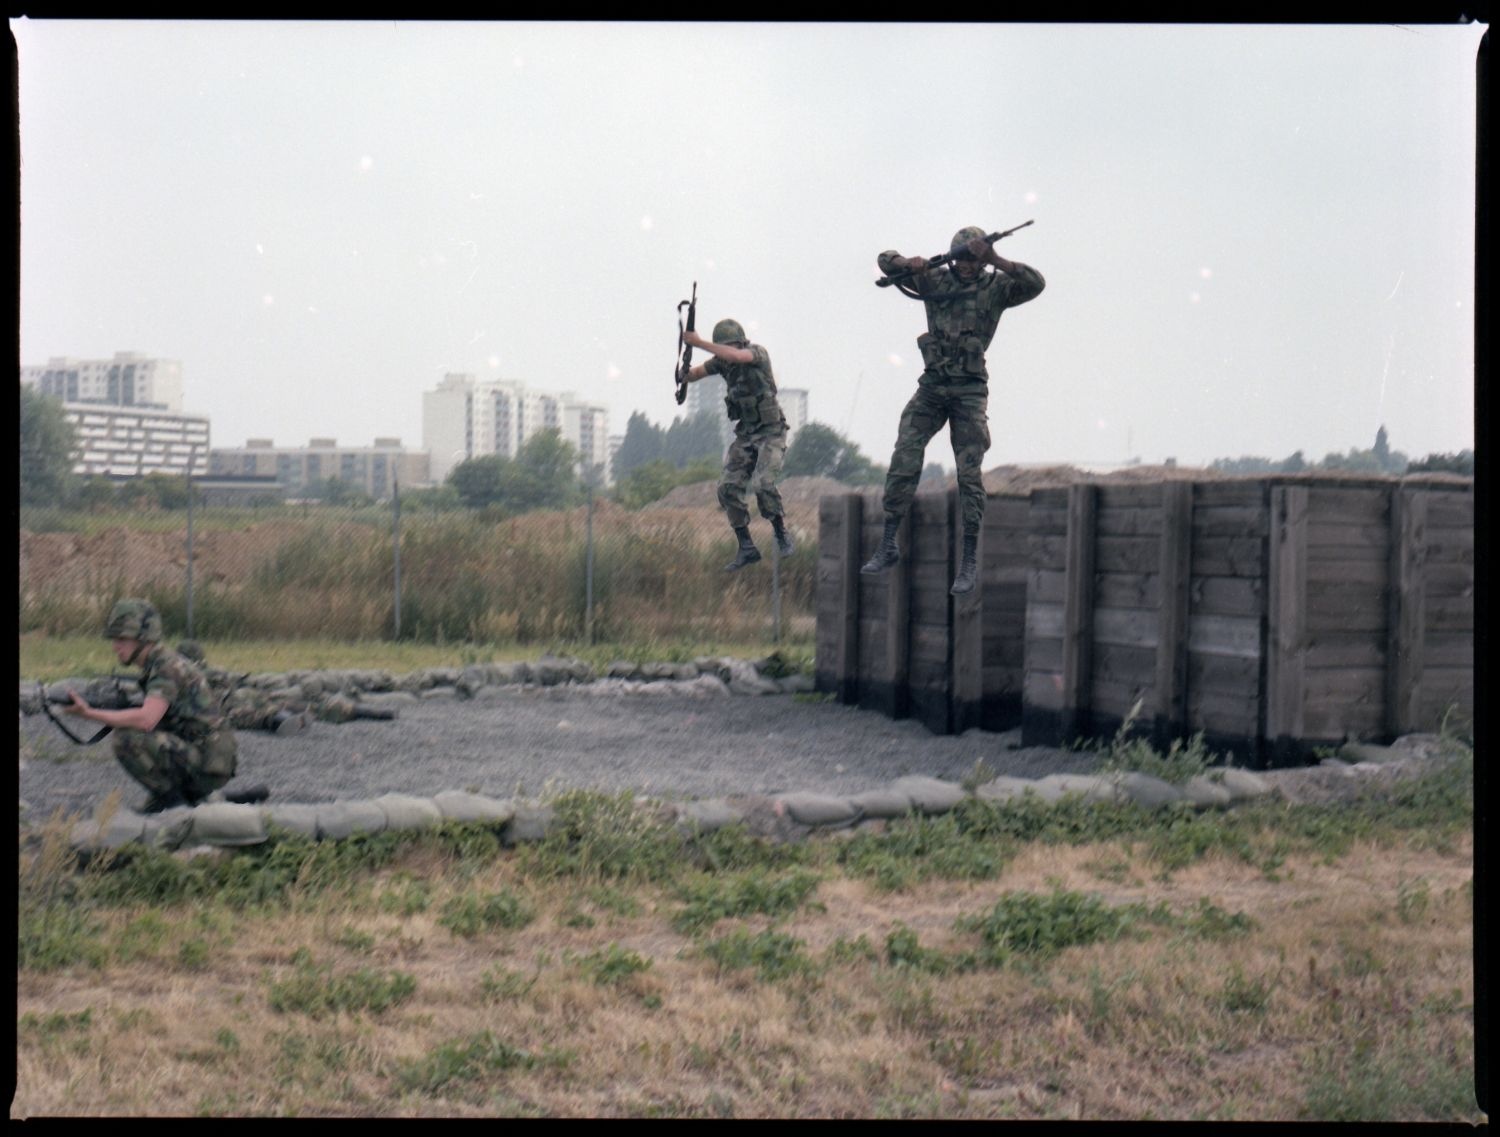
18, 686, 1099, 821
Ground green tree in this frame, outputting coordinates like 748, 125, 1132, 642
495, 429, 581, 513
613, 457, 719, 509
1407, 449, 1474, 475
611, 412, 665, 482
73, 475, 120, 512
19, 386, 78, 505
448, 455, 508, 509
785, 421, 884, 485
321, 476, 374, 508
663, 410, 725, 468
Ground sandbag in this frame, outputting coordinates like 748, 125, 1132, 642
263, 804, 321, 839
777, 792, 863, 828
374, 793, 444, 831
848, 787, 915, 818
315, 801, 388, 839
889, 775, 967, 814
188, 802, 269, 847
432, 791, 516, 825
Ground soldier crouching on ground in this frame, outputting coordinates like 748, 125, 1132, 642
63, 599, 244, 813
677, 317, 796, 571
177, 640, 398, 734
861, 226, 1045, 595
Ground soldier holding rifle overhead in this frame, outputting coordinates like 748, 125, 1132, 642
862, 222, 1045, 595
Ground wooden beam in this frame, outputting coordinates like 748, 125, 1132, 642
886, 509, 912, 719
951, 487, 983, 733
1155, 480, 1192, 738
1266, 484, 1309, 745
1386, 486, 1427, 737
1060, 483, 1097, 742
837, 492, 863, 705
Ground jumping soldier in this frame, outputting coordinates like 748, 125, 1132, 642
862, 226, 1045, 594
63, 599, 242, 813
677, 318, 796, 571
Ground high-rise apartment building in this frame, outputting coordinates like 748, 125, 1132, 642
422, 374, 610, 485
21, 351, 184, 412
21, 352, 207, 477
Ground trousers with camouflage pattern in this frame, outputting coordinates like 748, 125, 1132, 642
113, 727, 237, 804
878, 376, 991, 532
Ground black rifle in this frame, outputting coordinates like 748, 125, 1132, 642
875, 220, 1035, 288
38, 676, 143, 745
674, 281, 698, 406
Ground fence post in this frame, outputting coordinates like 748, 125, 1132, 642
185, 468, 196, 639
392, 473, 403, 640
585, 479, 596, 645
771, 538, 782, 644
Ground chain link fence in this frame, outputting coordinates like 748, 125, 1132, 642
18, 475, 818, 651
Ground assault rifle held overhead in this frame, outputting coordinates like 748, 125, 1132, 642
874, 220, 1035, 288
674, 281, 698, 406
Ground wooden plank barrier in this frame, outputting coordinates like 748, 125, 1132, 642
815, 476, 1471, 766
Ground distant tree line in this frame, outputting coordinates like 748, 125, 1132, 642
1210, 426, 1472, 477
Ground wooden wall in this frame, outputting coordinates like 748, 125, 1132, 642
817, 476, 1472, 766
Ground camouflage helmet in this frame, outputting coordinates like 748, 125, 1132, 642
177, 639, 206, 663
950, 226, 989, 254
712, 318, 747, 345
103, 598, 163, 643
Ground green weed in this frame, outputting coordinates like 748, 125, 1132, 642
572, 942, 653, 985
438, 889, 535, 937
955, 888, 1156, 965
267, 952, 417, 1017
397, 1031, 571, 1095
672, 869, 822, 934
701, 928, 817, 983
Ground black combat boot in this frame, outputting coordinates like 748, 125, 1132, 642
140, 789, 187, 814
771, 515, 795, 558
224, 783, 271, 805
725, 526, 763, 571
950, 530, 980, 596
860, 514, 902, 575
353, 704, 398, 721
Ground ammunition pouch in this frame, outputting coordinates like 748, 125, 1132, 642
200, 730, 238, 781
725, 394, 782, 429
917, 331, 986, 376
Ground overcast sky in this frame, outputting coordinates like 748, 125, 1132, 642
13, 19, 1483, 471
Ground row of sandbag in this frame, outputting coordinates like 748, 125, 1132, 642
63, 767, 1277, 855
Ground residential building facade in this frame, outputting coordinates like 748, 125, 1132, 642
207, 437, 430, 499
21, 352, 184, 412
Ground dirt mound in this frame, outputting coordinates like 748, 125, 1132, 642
645, 475, 848, 511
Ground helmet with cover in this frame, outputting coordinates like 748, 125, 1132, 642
950, 226, 989, 257
104, 598, 163, 643
712, 318, 747, 345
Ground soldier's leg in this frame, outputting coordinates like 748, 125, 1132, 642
947, 390, 992, 595
719, 436, 763, 571
862, 384, 948, 574
750, 432, 794, 557
112, 730, 178, 799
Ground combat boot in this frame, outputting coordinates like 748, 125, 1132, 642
224, 783, 271, 805
950, 531, 980, 596
772, 516, 795, 558
725, 526, 763, 572
271, 709, 307, 737
352, 704, 398, 721
860, 514, 902, 575
140, 789, 187, 814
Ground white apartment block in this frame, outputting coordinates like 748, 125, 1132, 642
422, 373, 610, 485
66, 405, 210, 478
683, 376, 809, 450
21, 352, 184, 412
207, 437, 430, 498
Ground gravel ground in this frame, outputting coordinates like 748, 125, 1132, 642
18, 686, 1103, 821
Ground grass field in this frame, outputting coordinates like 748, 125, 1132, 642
14, 748, 1479, 1121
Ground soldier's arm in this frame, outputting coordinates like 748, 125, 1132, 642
64, 691, 168, 732
683, 330, 754, 366
879, 249, 935, 293
986, 258, 1045, 307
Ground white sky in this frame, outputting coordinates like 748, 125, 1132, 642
13, 19, 1483, 470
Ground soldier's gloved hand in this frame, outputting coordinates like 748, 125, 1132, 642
903, 255, 929, 274
965, 236, 991, 262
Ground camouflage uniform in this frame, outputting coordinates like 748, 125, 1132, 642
113, 641, 238, 805
875, 246, 1045, 532
704, 343, 789, 530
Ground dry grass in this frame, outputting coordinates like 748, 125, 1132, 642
14, 820, 1478, 1120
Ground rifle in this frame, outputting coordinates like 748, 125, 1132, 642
875, 220, 1035, 289
674, 281, 698, 406
37, 676, 143, 745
